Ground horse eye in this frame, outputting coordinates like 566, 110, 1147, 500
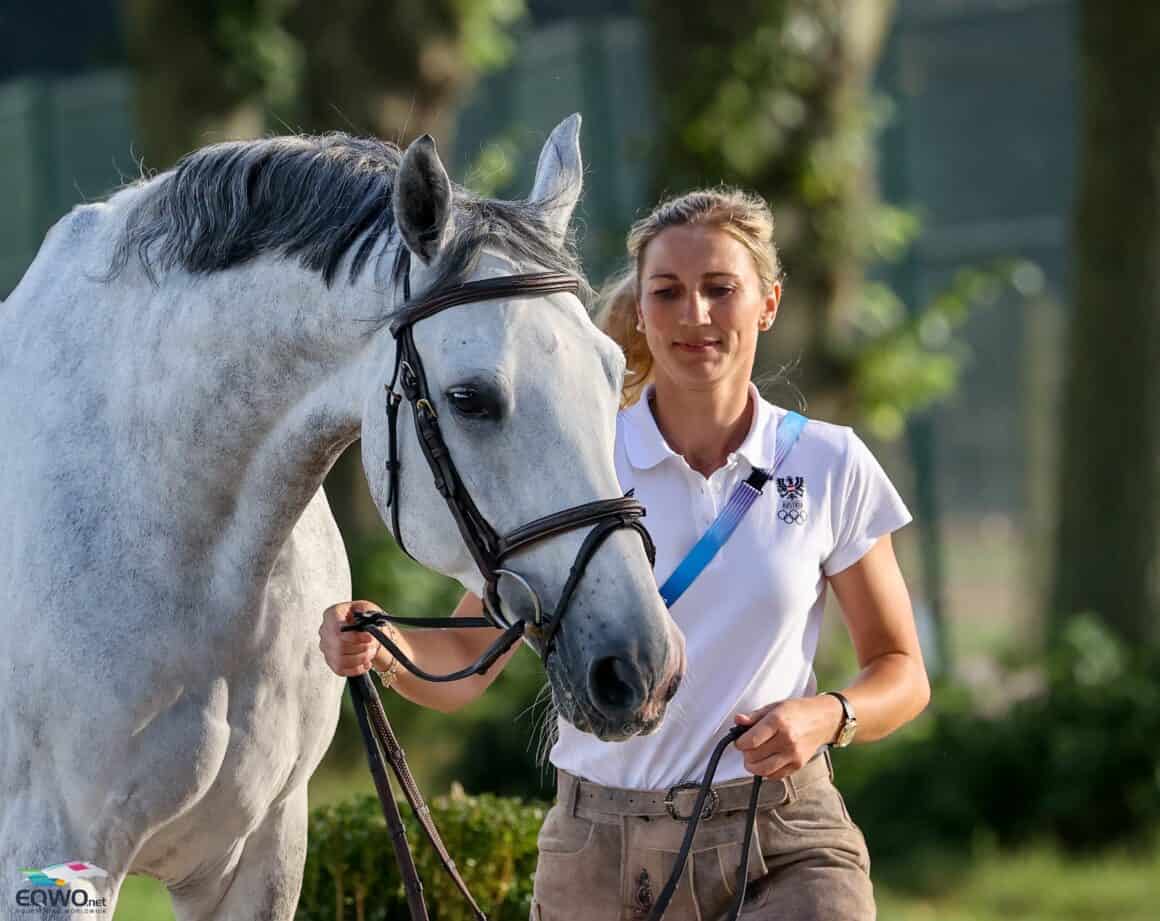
446, 386, 494, 419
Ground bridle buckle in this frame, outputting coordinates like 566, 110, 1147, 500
664, 782, 719, 822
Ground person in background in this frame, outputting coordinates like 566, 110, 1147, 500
319, 187, 930, 920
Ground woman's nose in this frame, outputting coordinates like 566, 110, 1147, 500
678, 291, 711, 325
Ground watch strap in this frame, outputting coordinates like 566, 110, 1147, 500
822, 691, 856, 747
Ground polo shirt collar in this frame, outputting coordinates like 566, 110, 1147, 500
623, 382, 777, 472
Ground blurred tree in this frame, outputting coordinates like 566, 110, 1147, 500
1050, 4, 1160, 646
286, 0, 521, 141
121, 0, 299, 167
645, 0, 909, 424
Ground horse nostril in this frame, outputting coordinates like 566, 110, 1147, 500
589, 656, 645, 716
663, 673, 681, 702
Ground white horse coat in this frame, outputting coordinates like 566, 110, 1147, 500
0, 117, 681, 920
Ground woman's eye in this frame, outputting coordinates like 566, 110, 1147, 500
650, 288, 678, 299
446, 387, 493, 419
707, 285, 736, 298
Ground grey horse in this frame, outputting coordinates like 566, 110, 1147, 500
0, 115, 683, 920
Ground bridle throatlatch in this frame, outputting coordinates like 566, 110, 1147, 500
341, 267, 657, 921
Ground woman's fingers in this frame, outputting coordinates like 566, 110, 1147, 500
746, 753, 799, 780
335, 648, 376, 665
319, 601, 384, 675
328, 648, 378, 675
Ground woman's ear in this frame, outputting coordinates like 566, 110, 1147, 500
759, 282, 781, 331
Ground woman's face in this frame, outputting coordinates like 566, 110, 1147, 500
637, 224, 779, 395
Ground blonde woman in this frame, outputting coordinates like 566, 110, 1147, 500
319, 188, 929, 920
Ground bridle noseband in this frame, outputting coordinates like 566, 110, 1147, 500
377, 267, 656, 667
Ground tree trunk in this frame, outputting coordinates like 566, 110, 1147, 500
286, 0, 468, 144
120, 0, 275, 167
1050, 3, 1160, 644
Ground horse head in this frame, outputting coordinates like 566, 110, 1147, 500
358, 117, 684, 740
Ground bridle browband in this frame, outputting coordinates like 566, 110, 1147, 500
373, 268, 656, 667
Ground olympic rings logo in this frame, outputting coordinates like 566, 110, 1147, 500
778, 506, 807, 525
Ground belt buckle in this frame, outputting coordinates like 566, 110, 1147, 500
664, 782, 719, 822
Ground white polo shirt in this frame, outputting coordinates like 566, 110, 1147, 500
549, 382, 913, 789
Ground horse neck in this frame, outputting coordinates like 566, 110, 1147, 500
117, 256, 396, 599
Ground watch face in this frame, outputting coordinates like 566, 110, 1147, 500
836, 718, 857, 747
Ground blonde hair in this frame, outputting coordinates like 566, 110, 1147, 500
595, 188, 782, 407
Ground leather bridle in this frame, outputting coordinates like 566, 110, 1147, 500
340, 265, 661, 921
377, 267, 656, 666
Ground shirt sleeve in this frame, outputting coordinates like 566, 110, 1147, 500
822, 427, 913, 577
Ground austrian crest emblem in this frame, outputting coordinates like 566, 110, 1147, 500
776, 476, 807, 525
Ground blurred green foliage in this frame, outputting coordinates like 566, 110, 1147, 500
851, 259, 1042, 439
299, 789, 545, 921
452, 0, 525, 72
117, 835, 1160, 921
123, 0, 528, 167
838, 615, 1160, 871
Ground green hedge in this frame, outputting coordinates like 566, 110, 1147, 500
839, 616, 1160, 868
300, 789, 546, 921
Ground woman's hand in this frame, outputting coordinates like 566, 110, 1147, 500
318, 600, 389, 677
732, 695, 844, 780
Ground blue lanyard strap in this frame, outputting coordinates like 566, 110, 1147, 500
658, 411, 806, 607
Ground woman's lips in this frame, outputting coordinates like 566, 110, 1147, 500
673, 339, 721, 353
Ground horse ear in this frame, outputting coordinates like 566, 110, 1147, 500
394, 134, 454, 265
529, 114, 583, 244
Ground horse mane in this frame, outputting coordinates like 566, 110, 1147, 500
106, 132, 590, 303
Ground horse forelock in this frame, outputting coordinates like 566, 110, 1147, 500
104, 132, 590, 311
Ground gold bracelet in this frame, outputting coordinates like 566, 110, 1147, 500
373, 622, 404, 691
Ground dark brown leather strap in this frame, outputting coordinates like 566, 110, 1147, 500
646, 725, 761, 921
389, 272, 581, 334
361, 680, 487, 920
349, 673, 487, 920
348, 674, 431, 920
344, 612, 525, 683
385, 306, 656, 664
497, 495, 654, 561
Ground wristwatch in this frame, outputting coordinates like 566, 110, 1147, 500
823, 691, 857, 748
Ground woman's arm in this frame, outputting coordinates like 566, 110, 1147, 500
319, 591, 521, 714
734, 533, 930, 778
823, 531, 931, 740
